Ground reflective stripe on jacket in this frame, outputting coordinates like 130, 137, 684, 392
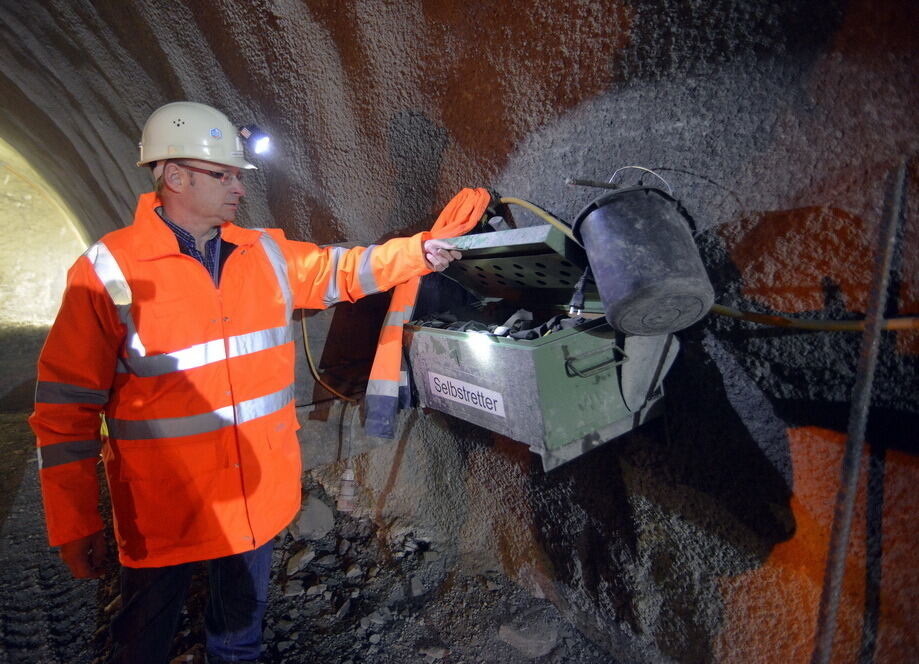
30, 192, 431, 567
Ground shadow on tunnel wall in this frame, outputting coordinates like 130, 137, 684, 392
609, 0, 847, 83
518, 320, 796, 663
302, 109, 453, 418
479, 165, 916, 663
386, 109, 450, 235
695, 169, 918, 661
301, 296, 389, 416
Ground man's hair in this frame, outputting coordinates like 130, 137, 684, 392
152, 161, 170, 196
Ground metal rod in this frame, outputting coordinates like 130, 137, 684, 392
565, 177, 620, 190
810, 160, 907, 664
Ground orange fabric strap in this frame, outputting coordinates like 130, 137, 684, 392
365, 187, 491, 437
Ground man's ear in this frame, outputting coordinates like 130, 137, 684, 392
162, 162, 185, 193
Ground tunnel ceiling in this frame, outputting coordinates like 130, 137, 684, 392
2, 0, 913, 247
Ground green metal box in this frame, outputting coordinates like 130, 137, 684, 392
403, 225, 678, 470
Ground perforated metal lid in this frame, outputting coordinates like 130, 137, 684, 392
441, 225, 603, 313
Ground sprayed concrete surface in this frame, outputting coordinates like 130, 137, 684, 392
1, 1, 917, 662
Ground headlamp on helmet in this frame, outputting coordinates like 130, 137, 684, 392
239, 125, 271, 155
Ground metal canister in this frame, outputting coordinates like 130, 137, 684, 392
573, 187, 714, 335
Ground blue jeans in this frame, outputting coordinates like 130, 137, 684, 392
109, 540, 273, 664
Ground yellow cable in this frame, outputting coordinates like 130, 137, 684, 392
494, 197, 919, 332
297, 190, 916, 393
498, 197, 580, 244
710, 304, 919, 331
299, 313, 360, 402
491, 195, 919, 333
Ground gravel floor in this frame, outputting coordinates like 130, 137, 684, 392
0, 332, 613, 664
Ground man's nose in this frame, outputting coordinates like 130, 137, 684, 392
230, 175, 246, 196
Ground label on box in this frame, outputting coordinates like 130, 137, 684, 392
427, 372, 506, 418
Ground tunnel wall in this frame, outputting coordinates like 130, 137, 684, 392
1, 1, 916, 662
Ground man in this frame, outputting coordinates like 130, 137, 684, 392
29, 101, 462, 663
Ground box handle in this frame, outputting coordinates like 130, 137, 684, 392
565, 343, 628, 377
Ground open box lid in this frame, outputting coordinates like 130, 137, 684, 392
441, 225, 604, 313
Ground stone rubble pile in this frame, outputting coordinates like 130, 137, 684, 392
161, 483, 612, 663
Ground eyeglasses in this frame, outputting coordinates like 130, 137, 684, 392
174, 161, 244, 186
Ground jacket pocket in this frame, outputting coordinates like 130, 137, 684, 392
265, 417, 291, 450
113, 436, 231, 483
265, 417, 301, 467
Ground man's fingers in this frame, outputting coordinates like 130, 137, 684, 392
423, 240, 462, 272
427, 249, 456, 271
89, 530, 108, 570
63, 555, 98, 579
60, 530, 106, 579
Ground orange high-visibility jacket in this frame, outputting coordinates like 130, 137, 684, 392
30, 192, 432, 567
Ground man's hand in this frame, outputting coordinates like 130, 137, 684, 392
423, 239, 462, 272
59, 530, 107, 579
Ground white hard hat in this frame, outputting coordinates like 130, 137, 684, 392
137, 101, 256, 169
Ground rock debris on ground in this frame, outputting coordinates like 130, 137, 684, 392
0, 404, 613, 664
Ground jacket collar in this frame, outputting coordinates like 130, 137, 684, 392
130, 192, 262, 259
